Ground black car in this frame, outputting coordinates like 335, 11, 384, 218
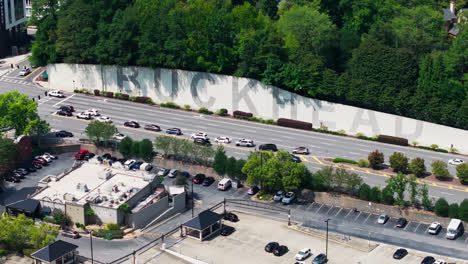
117, 158, 127, 164
32, 162, 43, 169
220, 226, 235, 236
264, 242, 279, 253
273, 245, 288, 256
102, 153, 112, 160
421, 256, 435, 264
144, 124, 161, 131
193, 174, 206, 184
395, 218, 407, 228
223, 212, 239, 222
194, 138, 211, 145
259, 143, 278, 152
202, 177, 215, 186
14, 168, 29, 175
393, 248, 408, 259
290, 154, 301, 163
124, 121, 140, 128
12, 172, 25, 179
247, 186, 259, 195
56, 130, 73, 137
57, 110, 72, 116
27, 167, 37, 172
58, 105, 74, 112
5, 176, 20, 183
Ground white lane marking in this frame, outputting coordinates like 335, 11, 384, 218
315, 204, 324, 213
363, 213, 371, 223
326, 206, 333, 215
52, 94, 75, 107
334, 208, 342, 217
345, 209, 353, 218
440, 192, 454, 196
280, 135, 294, 139
414, 223, 421, 232
354, 212, 362, 220
349, 152, 362, 155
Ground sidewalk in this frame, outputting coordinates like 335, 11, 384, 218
0, 53, 30, 67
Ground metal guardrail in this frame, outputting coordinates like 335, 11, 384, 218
225, 198, 290, 213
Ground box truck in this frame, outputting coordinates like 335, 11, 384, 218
446, 219, 463, 239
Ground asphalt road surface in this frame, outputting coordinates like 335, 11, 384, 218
1, 80, 468, 203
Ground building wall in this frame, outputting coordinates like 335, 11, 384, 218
126, 195, 169, 229
89, 203, 124, 225
47, 64, 468, 154
66, 202, 86, 225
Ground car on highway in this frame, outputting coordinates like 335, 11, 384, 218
264, 242, 279, 253
421, 256, 435, 264
395, 218, 407, 228
61, 230, 80, 239
57, 110, 72, 116
113, 133, 125, 140
48, 90, 65, 98
220, 226, 235, 236
202, 177, 215, 186
214, 136, 230, 143
194, 137, 211, 145
282, 191, 295, 204
190, 132, 208, 139
259, 143, 278, 151
223, 212, 238, 222
247, 186, 259, 195
84, 109, 100, 116
290, 154, 301, 163
377, 214, 389, 224
97, 116, 112, 123
166, 128, 182, 135
274, 190, 285, 202
76, 112, 92, 119
156, 168, 170, 176
428, 222, 441, 235
144, 124, 161, 132
292, 146, 309, 155
19, 68, 31, 76
295, 248, 311, 260
55, 130, 73, 137
312, 253, 327, 264
168, 169, 179, 178
273, 245, 288, 256
124, 121, 140, 128
448, 159, 464, 165
58, 105, 74, 112
392, 248, 408, 259
235, 138, 254, 147
193, 174, 206, 184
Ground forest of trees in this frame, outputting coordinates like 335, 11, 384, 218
30, 0, 468, 129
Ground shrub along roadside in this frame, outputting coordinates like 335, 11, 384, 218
333, 158, 357, 164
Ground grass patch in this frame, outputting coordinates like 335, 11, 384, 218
333, 158, 358, 164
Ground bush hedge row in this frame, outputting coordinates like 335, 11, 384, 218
277, 118, 312, 130
92, 229, 123, 240
377, 135, 408, 146
417, 146, 449, 153
233, 110, 253, 119
333, 158, 358, 164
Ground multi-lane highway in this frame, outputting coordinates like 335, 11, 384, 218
1, 78, 467, 203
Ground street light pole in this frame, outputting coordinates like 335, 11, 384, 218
325, 218, 330, 259
191, 180, 194, 217
89, 231, 94, 264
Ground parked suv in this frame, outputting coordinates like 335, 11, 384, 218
282, 192, 295, 204
235, 139, 254, 147
259, 143, 277, 151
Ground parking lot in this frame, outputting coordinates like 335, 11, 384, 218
144, 211, 466, 264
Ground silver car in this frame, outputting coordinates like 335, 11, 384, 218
168, 169, 179, 178
273, 190, 285, 201
282, 192, 295, 204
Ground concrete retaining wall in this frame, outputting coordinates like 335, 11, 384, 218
89, 203, 124, 225
47, 63, 468, 153
126, 196, 169, 228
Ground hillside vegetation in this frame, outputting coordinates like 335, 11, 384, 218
30, 0, 468, 129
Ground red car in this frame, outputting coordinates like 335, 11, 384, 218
74, 149, 89, 160
192, 174, 206, 184
33, 158, 48, 165
61, 230, 80, 239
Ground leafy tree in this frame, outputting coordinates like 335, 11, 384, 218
139, 139, 154, 160
282, 162, 308, 191
389, 152, 409, 173
309, 167, 333, 191
431, 160, 450, 180
243, 151, 274, 189
0, 138, 18, 180
369, 186, 381, 203
84, 121, 117, 144
381, 185, 395, 205
343, 170, 363, 192
358, 183, 371, 200
456, 163, 468, 183
118, 203, 130, 213
260, 0, 280, 19
410, 158, 426, 177
408, 176, 419, 205
459, 199, 468, 222
154, 136, 173, 157
448, 203, 459, 218
226, 157, 238, 178
385, 173, 408, 205
175, 174, 187, 186
434, 198, 449, 217
119, 137, 133, 157
368, 150, 384, 169
419, 184, 433, 210
131, 141, 141, 158
24, 119, 50, 147
213, 146, 228, 175
235, 159, 247, 180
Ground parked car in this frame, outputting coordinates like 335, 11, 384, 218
312, 253, 327, 264
55, 130, 73, 137
84, 109, 100, 116
57, 110, 72, 116
223, 212, 238, 222
393, 248, 408, 259
220, 226, 235, 236
140, 163, 153, 171
12, 172, 25, 179
36, 155, 52, 163
214, 136, 230, 143
168, 169, 179, 178
235, 138, 254, 147
124, 159, 136, 169
130, 161, 143, 170
290, 154, 301, 163
295, 248, 311, 260
124, 121, 140, 128
27, 166, 37, 172
14, 168, 29, 175
61, 230, 80, 239
33, 158, 48, 165
282, 192, 295, 204
274, 190, 285, 202
247, 186, 259, 195
144, 124, 161, 132
74, 150, 93, 160
113, 133, 125, 140
259, 143, 277, 151
32, 162, 43, 169
434, 260, 447, 264
58, 105, 74, 112
395, 218, 407, 228
166, 128, 182, 135
19, 68, 31, 76
97, 116, 112, 123
428, 222, 441, 235
377, 214, 389, 224
194, 138, 211, 145
102, 153, 112, 160
217, 178, 231, 190
264, 242, 279, 253
273, 245, 288, 256
48, 90, 65, 98
421, 256, 435, 264
448, 159, 464, 165
5, 175, 20, 183
156, 168, 170, 176
202, 177, 215, 186
77, 112, 92, 119
43, 152, 57, 160
193, 174, 206, 184
292, 147, 309, 155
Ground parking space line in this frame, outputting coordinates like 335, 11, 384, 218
414, 223, 421, 232
403, 222, 411, 230
314, 204, 324, 213
326, 206, 333, 215
306, 203, 314, 211
354, 212, 362, 221
345, 209, 353, 218
464, 236, 468, 243
363, 213, 371, 223
334, 208, 342, 217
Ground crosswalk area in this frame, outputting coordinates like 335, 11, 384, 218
0, 77, 35, 86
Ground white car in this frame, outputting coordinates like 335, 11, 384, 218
97, 116, 112, 123
377, 214, 389, 224
214, 136, 231, 143
273, 190, 285, 201
448, 159, 464, 166
19, 68, 30, 76
124, 159, 136, 169
76, 112, 91, 119
434, 260, 447, 264
48, 91, 65, 98
428, 222, 441, 235
235, 138, 254, 147
282, 192, 295, 204
42, 152, 57, 160
84, 109, 100, 116
190, 132, 208, 139
35, 155, 52, 163
295, 248, 311, 260
113, 133, 125, 140
168, 169, 179, 178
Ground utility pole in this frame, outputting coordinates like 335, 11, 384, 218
325, 218, 330, 259
89, 231, 94, 264
191, 180, 194, 217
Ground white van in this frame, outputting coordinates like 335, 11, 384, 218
446, 219, 463, 239
217, 178, 231, 191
